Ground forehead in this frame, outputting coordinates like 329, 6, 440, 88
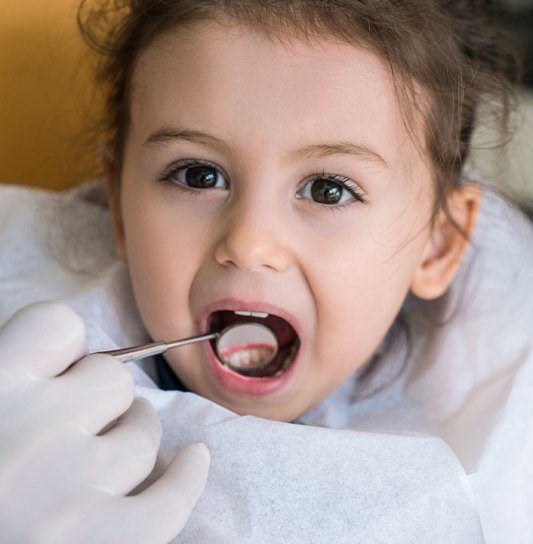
128, 21, 418, 168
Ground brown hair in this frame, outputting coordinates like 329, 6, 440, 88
78, 0, 521, 235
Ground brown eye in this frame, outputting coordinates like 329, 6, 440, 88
161, 160, 228, 191
184, 165, 219, 188
310, 179, 343, 205
297, 172, 364, 208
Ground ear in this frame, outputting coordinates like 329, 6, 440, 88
100, 144, 127, 261
410, 182, 482, 300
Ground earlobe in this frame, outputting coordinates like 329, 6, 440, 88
100, 146, 127, 261
410, 182, 482, 300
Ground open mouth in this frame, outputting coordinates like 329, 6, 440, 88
207, 310, 301, 378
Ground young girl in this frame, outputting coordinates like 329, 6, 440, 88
1, 0, 531, 542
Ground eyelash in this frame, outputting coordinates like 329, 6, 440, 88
157, 159, 368, 212
302, 168, 367, 212
158, 159, 227, 196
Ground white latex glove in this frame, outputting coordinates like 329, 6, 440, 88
0, 301, 210, 544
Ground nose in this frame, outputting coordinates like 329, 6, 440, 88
214, 198, 294, 273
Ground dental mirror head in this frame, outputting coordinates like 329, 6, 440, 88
215, 322, 278, 372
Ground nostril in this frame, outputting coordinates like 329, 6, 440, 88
214, 222, 293, 273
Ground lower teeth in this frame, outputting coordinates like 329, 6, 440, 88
225, 342, 298, 378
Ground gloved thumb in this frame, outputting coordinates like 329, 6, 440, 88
158, 442, 211, 513
121, 442, 211, 543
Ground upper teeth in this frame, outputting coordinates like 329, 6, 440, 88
233, 311, 268, 318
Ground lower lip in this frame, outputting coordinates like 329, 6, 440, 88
201, 339, 302, 396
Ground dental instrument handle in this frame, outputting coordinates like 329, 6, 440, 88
99, 332, 219, 363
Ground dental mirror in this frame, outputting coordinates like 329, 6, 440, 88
99, 322, 279, 372
215, 322, 278, 372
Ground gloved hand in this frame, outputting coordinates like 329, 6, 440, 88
0, 301, 210, 544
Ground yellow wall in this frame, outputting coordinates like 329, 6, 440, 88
0, 1, 101, 190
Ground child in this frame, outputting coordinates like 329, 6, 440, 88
1, 0, 531, 542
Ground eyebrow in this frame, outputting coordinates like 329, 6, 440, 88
144, 126, 389, 168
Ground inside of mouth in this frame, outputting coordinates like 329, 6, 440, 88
208, 310, 300, 378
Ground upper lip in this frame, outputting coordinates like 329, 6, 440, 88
198, 297, 303, 341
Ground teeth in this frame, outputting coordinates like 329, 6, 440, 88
226, 341, 299, 376
233, 310, 269, 318
226, 346, 273, 369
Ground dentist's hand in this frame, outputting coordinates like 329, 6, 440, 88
0, 301, 210, 544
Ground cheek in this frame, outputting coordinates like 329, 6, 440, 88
307, 246, 405, 367
120, 184, 209, 338
306, 197, 430, 369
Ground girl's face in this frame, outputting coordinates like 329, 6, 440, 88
116, 22, 440, 421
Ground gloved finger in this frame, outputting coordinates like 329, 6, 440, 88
47, 353, 135, 435
89, 397, 162, 496
0, 301, 86, 378
31, 443, 210, 544
116, 442, 211, 544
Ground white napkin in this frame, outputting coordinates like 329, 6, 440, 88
1, 178, 531, 543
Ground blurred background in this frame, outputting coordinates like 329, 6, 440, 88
0, 1, 99, 191
0, 0, 532, 207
